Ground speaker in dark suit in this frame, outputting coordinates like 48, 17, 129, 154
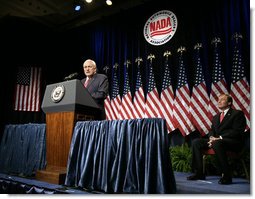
187, 93, 246, 184
81, 59, 109, 119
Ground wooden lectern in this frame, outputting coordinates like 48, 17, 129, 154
36, 79, 100, 184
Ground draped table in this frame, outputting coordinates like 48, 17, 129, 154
65, 118, 176, 194
0, 123, 46, 176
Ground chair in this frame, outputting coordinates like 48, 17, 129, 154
202, 148, 249, 181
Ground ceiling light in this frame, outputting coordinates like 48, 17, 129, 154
85, 0, 93, 3
106, 0, 112, 6
74, 0, 82, 11
74, 5, 81, 11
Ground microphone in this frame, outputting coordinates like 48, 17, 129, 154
64, 72, 79, 80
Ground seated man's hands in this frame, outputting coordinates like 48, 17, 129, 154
208, 136, 221, 147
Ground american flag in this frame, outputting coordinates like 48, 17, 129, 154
229, 33, 250, 131
14, 67, 42, 112
190, 44, 211, 136
110, 63, 121, 120
159, 51, 175, 133
119, 61, 135, 119
208, 38, 229, 118
104, 95, 113, 120
103, 66, 114, 120
133, 57, 145, 119
173, 47, 195, 136
144, 54, 161, 118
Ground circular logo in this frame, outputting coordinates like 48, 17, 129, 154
51, 85, 65, 103
144, 10, 178, 46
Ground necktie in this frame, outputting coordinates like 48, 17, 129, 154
220, 112, 224, 123
84, 78, 90, 87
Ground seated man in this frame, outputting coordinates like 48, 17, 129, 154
187, 93, 246, 184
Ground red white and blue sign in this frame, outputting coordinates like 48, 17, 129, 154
144, 10, 178, 46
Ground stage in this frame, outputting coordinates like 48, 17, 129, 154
0, 122, 250, 194
175, 172, 250, 194
0, 171, 250, 194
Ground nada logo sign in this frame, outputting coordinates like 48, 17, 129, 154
144, 10, 178, 46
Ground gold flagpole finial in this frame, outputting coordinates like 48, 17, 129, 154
113, 63, 119, 69
232, 32, 243, 43
194, 43, 203, 50
211, 37, 221, 46
124, 60, 131, 68
103, 65, 110, 73
135, 57, 143, 66
163, 50, 172, 57
177, 46, 186, 53
147, 53, 155, 63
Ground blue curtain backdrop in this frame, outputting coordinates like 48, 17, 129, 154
65, 0, 249, 98
0, 0, 250, 130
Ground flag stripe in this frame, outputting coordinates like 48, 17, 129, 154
120, 92, 135, 119
104, 95, 114, 120
14, 67, 41, 112
159, 57, 175, 133
173, 50, 195, 136
133, 88, 145, 118
160, 92, 175, 131
209, 39, 229, 119
190, 45, 211, 135
120, 67, 135, 120
111, 96, 121, 120
145, 89, 160, 118
229, 37, 250, 131
190, 85, 211, 134
133, 65, 145, 119
173, 85, 195, 135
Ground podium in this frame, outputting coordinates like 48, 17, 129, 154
36, 79, 100, 184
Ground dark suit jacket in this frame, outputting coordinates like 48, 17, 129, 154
81, 73, 109, 110
208, 108, 246, 141
191, 108, 246, 175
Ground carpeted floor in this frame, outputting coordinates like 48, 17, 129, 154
0, 172, 250, 194
175, 172, 250, 194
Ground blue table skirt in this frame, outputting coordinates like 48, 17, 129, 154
0, 123, 46, 176
65, 118, 176, 194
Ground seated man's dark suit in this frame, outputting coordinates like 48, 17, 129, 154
191, 108, 246, 177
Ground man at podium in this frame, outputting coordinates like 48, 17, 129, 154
81, 59, 109, 119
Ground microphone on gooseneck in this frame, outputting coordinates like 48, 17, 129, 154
64, 72, 79, 81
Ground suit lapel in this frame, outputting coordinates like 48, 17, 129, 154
215, 113, 221, 127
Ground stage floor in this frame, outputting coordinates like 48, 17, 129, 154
175, 172, 250, 194
0, 172, 250, 194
